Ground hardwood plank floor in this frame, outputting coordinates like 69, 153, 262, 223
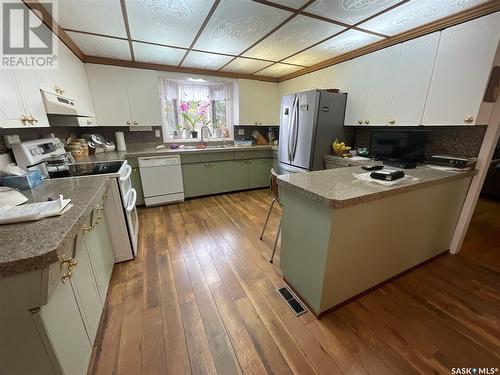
89, 191, 500, 374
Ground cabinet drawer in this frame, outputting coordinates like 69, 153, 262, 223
234, 150, 273, 160
181, 151, 234, 164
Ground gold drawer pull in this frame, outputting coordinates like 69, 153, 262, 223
464, 116, 474, 123
61, 270, 72, 283
83, 224, 92, 233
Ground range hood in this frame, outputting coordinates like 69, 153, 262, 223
41, 90, 94, 117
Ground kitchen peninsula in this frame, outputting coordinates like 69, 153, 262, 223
277, 166, 476, 316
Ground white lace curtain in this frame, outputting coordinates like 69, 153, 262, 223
159, 78, 233, 139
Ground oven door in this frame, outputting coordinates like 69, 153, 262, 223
125, 188, 139, 256
117, 161, 132, 206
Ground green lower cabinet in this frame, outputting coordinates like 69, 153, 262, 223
260, 158, 273, 187
182, 162, 211, 197
232, 160, 250, 191
210, 161, 234, 193
84, 212, 114, 304
248, 159, 262, 189
182, 157, 274, 198
130, 166, 145, 206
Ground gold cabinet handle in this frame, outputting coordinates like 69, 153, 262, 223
68, 258, 78, 270
83, 224, 92, 233
364, 119, 370, 125
133, 121, 138, 125
127, 120, 131, 125
388, 119, 396, 125
357, 120, 363, 125
20, 115, 30, 125
61, 270, 72, 283
464, 116, 474, 123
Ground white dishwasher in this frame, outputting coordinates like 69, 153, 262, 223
138, 155, 184, 206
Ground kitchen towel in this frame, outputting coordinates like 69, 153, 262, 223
115, 132, 126, 151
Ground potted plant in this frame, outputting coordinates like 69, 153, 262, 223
179, 100, 211, 139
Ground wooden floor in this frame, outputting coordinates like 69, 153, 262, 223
89, 191, 500, 375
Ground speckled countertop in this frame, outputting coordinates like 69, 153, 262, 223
0, 176, 109, 277
277, 166, 476, 209
76, 144, 277, 163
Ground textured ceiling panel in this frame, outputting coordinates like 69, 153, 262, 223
194, 0, 291, 55
66, 31, 131, 60
283, 29, 383, 66
269, 0, 310, 9
48, 0, 127, 37
305, 0, 401, 25
257, 63, 303, 77
133, 42, 186, 65
243, 15, 345, 61
360, 0, 488, 35
220, 58, 273, 74
125, 0, 215, 47
182, 50, 233, 69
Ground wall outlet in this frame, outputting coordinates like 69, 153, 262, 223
155, 129, 161, 138
238, 129, 245, 135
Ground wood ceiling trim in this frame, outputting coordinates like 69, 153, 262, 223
278, 1, 500, 82
119, 0, 135, 61
85, 55, 279, 82
62, 30, 307, 67
21, 0, 86, 62
217, 0, 316, 71
178, 0, 221, 67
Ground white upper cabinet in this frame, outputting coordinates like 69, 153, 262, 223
86, 64, 162, 127
123, 68, 162, 126
35, 27, 95, 116
238, 79, 280, 126
86, 64, 131, 126
0, 69, 49, 128
389, 32, 440, 126
422, 12, 500, 125
344, 54, 372, 126
364, 44, 401, 126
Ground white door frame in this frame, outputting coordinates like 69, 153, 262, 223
450, 95, 500, 254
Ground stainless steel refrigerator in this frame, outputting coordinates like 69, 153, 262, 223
278, 89, 353, 173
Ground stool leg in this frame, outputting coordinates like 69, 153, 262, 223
260, 198, 275, 240
270, 216, 282, 263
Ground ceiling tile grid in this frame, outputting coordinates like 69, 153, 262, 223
360, 0, 489, 35
193, 0, 292, 55
132, 42, 186, 65
257, 63, 303, 77
181, 50, 234, 70
243, 15, 346, 61
305, 0, 402, 25
284, 29, 384, 66
53, 0, 494, 78
66, 31, 132, 60
221, 57, 274, 74
124, 0, 216, 47
48, 0, 127, 38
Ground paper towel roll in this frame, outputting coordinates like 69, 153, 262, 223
115, 132, 126, 151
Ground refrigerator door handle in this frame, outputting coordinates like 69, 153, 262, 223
288, 96, 298, 162
290, 97, 300, 161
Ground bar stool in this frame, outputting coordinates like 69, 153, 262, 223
260, 168, 281, 263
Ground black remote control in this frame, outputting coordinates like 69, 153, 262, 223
362, 165, 384, 171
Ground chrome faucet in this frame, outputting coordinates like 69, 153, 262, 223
200, 125, 212, 146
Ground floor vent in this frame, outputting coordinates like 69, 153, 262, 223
276, 286, 307, 316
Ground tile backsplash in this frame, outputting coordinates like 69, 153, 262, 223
0, 126, 163, 155
353, 125, 487, 159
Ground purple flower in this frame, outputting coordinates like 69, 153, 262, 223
180, 102, 189, 112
